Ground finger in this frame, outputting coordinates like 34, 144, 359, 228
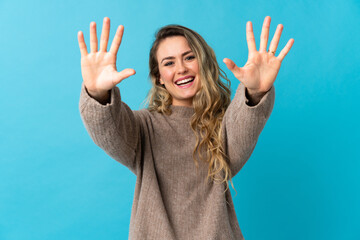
109, 25, 124, 55
90, 22, 98, 53
246, 21, 257, 53
259, 16, 271, 52
223, 58, 244, 80
77, 31, 88, 57
100, 17, 110, 52
277, 38, 294, 62
113, 68, 136, 85
268, 24, 283, 54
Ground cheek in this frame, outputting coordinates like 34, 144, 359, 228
192, 61, 200, 73
160, 69, 174, 83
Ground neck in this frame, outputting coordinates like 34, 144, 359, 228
172, 99, 193, 107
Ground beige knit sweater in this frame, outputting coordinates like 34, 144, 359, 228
79, 82, 275, 240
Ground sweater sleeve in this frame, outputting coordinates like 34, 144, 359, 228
79, 83, 140, 176
222, 82, 275, 177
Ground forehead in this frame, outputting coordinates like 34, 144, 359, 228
157, 36, 191, 59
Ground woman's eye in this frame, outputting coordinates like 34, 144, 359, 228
164, 61, 174, 66
186, 55, 195, 60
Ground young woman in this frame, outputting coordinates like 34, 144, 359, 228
78, 16, 293, 240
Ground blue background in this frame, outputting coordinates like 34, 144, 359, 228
1, 0, 359, 239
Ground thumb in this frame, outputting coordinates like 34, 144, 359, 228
223, 58, 243, 80
113, 68, 136, 85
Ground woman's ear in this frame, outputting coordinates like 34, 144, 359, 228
159, 78, 164, 85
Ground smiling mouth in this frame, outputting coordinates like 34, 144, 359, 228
175, 77, 195, 86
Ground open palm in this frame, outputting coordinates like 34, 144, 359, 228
78, 17, 135, 99
224, 16, 294, 95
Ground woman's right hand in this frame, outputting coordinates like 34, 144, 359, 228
77, 17, 136, 102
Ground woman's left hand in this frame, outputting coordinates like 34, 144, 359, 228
223, 16, 294, 95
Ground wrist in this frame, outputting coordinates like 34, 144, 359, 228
85, 87, 111, 105
245, 88, 266, 106
246, 88, 266, 96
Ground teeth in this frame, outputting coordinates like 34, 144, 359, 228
176, 77, 194, 85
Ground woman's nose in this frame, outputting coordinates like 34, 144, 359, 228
176, 60, 188, 74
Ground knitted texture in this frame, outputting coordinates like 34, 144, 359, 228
79, 82, 275, 240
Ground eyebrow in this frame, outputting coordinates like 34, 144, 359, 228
160, 50, 193, 64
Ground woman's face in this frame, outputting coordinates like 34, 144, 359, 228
157, 36, 201, 107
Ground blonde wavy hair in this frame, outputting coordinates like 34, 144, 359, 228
146, 25, 236, 194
